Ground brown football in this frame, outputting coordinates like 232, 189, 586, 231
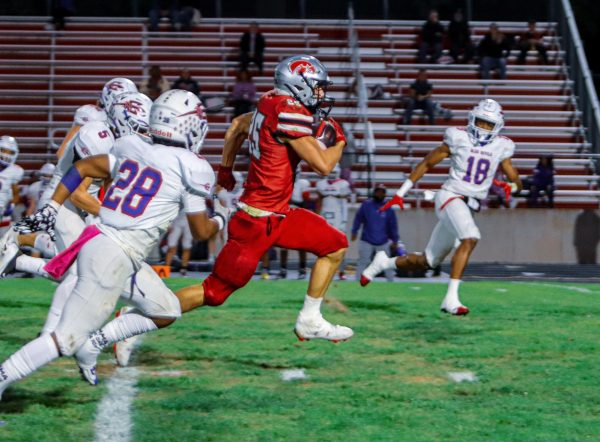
314, 120, 337, 148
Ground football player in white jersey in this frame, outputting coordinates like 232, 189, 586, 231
361, 99, 522, 315
25, 163, 56, 215
0, 136, 23, 238
316, 166, 351, 279
0, 90, 228, 397
56, 76, 136, 159
278, 175, 311, 279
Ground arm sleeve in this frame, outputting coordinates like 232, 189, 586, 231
274, 99, 314, 139
183, 192, 207, 214
387, 210, 399, 243
351, 204, 365, 235
180, 153, 215, 197
499, 138, 516, 162
443, 127, 458, 155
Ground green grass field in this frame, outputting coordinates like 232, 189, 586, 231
1, 278, 600, 441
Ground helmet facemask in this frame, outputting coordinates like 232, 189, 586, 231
467, 99, 504, 145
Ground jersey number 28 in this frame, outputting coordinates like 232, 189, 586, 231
102, 159, 162, 217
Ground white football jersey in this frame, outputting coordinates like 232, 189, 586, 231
442, 127, 515, 199
44, 121, 115, 204
217, 186, 244, 209
290, 178, 311, 206
0, 164, 24, 213
316, 178, 350, 228
27, 179, 53, 211
98, 135, 214, 263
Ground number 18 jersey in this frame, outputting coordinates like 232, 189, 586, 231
442, 127, 515, 200
98, 135, 214, 263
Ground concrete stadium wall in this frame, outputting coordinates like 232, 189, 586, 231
343, 208, 600, 264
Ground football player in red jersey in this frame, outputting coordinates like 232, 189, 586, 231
177, 55, 353, 341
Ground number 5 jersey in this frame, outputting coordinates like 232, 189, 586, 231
442, 127, 515, 200
98, 134, 214, 263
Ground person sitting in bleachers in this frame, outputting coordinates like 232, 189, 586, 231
149, 0, 181, 32
239, 22, 265, 74
139, 65, 170, 101
478, 23, 511, 79
229, 70, 256, 117
448, 9, 474, 64
403, 69, 435, 125
527, 155, 555, 207
172, 68, 201, 98
418, 10, 444, 64
518, 20, 549, 65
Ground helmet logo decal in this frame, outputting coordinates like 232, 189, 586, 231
107, 81, 123, 91
177, 104, 207, 119
289, 60, 316, 75
116, 100, 144, 115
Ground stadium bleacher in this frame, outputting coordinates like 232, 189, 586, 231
0, 17, 597, 208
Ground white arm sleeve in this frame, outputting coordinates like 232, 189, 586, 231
180, 152, 215, 197
183, 192, 207, 213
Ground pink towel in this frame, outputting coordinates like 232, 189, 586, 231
44, 224, 101, 279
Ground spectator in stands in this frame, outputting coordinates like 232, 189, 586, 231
352, 183, 399, 282
518, 20, 548, 65
448, 9, 474, 64
229, 70, 256, 117
478, 23, 511, 79
240, 22, 265, 74
149, 0, 182, 32
172, 68, 201, 97
418, 10, 444, 64
528, 155, 555, 207
52, 0, 75, 31
140, 65, 170, 101
403, 69, 435, 125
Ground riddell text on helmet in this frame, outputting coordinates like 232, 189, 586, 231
151, 129, 173, 138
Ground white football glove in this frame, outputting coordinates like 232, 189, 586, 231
212, 198, 233, 231
14, 202, 59, 241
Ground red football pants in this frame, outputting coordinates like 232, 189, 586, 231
202, 208, 348, 306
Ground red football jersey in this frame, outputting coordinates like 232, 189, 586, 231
240, 93, 314, 213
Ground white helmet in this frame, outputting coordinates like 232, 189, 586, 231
274, 55, 333, 114
108, 92, 152, 141
0, 135, 19, 169
100, 77, 138, 110
74, 104, 108, 126
149, 89, 209, 154
467, 99, 504, 145
39, 163, 56, 185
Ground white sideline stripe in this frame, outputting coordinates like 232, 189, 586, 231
94, 367, 140, 442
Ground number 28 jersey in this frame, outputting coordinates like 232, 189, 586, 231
442, 127, 515, 200
241, 93, 314, 213
98, 135, 214, 263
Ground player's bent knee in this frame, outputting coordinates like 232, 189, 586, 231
53, 330, 85, 357
152, 317, 176, 328
202, 276, 237, 307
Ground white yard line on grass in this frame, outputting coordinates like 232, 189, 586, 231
512, 281, 599, 294
94, 367, 140, 442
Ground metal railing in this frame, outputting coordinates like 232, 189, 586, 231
552, 0, 600, 174
347, 3, 375, 194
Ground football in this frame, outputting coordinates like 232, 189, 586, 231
314, 119, 337, 149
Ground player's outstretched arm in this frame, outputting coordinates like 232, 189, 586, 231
52, 155, 112, 206
500, 158, 523, 192
218, 112, 253, 190
380, 143, 450, 211
287, 136, 345, 176
69, 177, 101, 216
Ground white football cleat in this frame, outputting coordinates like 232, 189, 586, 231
74, 338, 102, 385
294, 314, 354, 343
440, 302, 470, 316
360, 250, 392, 286
114, 307, 140, 367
